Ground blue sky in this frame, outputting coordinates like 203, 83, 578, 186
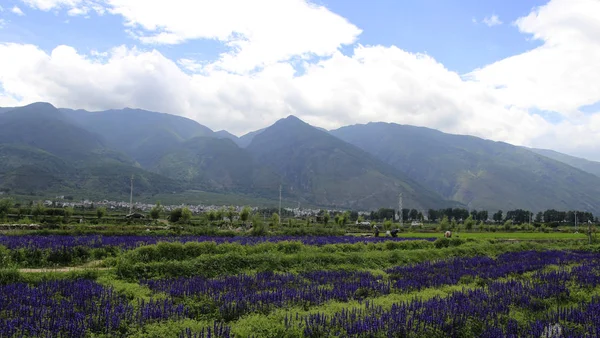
320, 0, 548, 73
0, 0, 599, 160
1, 0, 547, 74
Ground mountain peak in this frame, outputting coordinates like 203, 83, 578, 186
215, 130, 238, 141
9, 102, 63, 120
284, 115, 301, 121
23, 102, 57, 110
271, 115, 312, 130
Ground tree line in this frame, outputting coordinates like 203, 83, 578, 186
1, 196, 598, 227
368, 207, 596, 225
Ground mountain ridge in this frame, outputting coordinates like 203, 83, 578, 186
330, 122, 600, 213
1, 102, 599, 212
246, 115, 456, 210
528, 147, 600, 178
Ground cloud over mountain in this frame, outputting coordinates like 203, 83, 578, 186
0, 0, 599, 160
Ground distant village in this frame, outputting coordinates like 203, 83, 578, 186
46, 196, 374, 221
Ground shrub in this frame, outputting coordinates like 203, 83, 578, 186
434, 237, 450, 248
0, 268, 21, 285
169, 208, 183, 223
250, 214, 267, 236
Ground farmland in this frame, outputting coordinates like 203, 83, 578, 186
1, 229, 600, 337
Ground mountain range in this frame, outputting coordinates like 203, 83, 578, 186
1, 102, 599, 213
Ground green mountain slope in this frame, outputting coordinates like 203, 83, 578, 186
237, 128, 265, 148
71, 162, 185, 199
247, 116, 454, 210
154, 136, 281, 198
0, 104, 185, 199
0, 103, 106, 161
0, 144, 73, 194
331, 122, 600, 212
214, 130, 238, 142
61, 108, 214, 167
0, 144, 69, 173
529, 148, 600, 178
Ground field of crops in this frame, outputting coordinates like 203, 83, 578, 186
1, 234, 600, 337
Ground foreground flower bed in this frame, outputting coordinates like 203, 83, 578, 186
0, 279, 198, 337
3, 249, 600, 337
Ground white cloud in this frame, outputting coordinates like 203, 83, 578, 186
468, 0, 600, 117
0, 19, 5, 28
0, 42, 553, 151
11, 6, 25, 16
1, 0, 600, 161
21, 0, 82, 11
20, 0, 361, 74
20, 0, 104, 15
482, 14, 502, 27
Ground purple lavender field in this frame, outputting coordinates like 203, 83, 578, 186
0, 234, 434, 251
2, 249, 600, 337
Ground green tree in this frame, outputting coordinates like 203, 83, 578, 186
493, 210, 503, 223
535, 211, 543, 223
342, 211, 350, 225
464, 215, 476, 231
357, 215, 364, 223
451, 218, 458, 230
271, 213, 280, 226
428, 209, 439, 222
150, 202, 163, 220
504, 219, 512, 231
477, 220, 485, 232
206, 210, 216, 222
63, 206, 74, 224
383, 219, 392, 231
181, 207, 193, 223
215, 208, 225, 221
96, 207, 106, 220
323, 212, 330, 225
32, 202, 46, 221
240, 206, 251, 223
251, 214, 266, 236
439, 215, 450, 231
0, 198, 13, 220
227, 207, 236, 224
169, 208, 183, 223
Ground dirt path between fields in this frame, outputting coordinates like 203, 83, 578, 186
18, 267, 111, 273
18, 260, 110, 273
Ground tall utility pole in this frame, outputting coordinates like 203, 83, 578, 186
129, 175, 134, 215
279, 184, 282, 224
398, 193, 403, 228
